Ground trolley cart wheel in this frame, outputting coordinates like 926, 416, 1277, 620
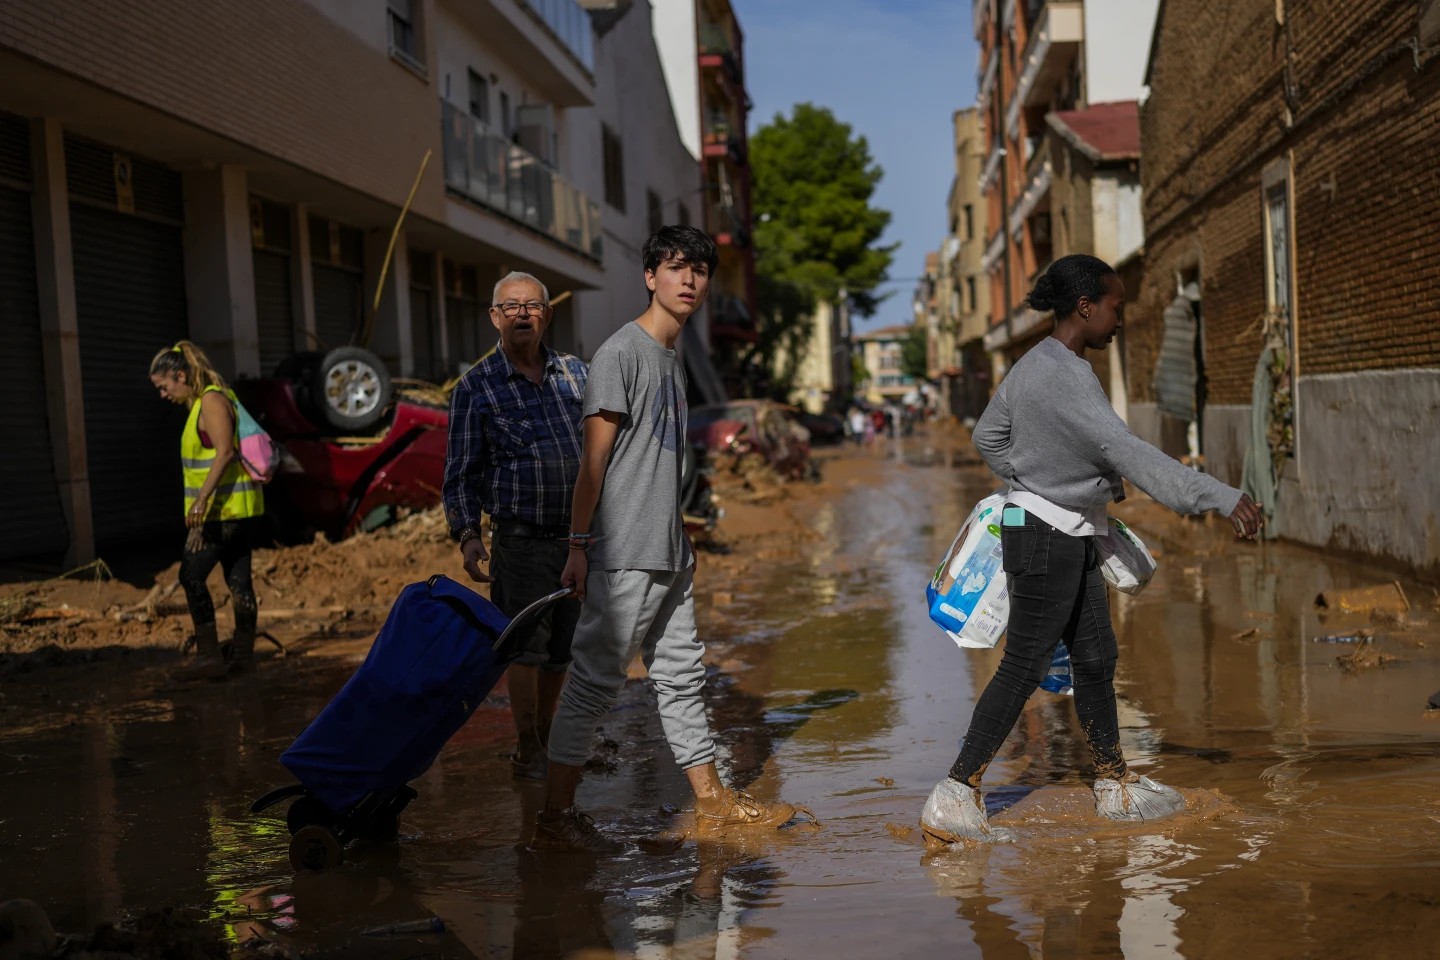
290, 825, 343, 872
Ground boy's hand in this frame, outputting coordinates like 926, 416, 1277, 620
1229, 494, 1264, 540
561, 549, 589, 601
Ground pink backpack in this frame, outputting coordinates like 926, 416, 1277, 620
233, 395, 281, 484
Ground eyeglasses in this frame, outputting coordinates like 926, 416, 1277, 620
494, 301, 547, 317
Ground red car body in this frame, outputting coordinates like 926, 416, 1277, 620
687, 400, 813, 480
233, 379, 448, 541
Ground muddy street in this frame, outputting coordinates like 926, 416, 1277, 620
4, 432, 1439, 959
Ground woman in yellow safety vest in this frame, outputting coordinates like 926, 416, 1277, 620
149, 341, 265, 678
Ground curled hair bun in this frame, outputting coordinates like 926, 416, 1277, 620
1026, 273, 1058, 313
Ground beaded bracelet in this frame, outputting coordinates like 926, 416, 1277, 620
568, 532, 594, 551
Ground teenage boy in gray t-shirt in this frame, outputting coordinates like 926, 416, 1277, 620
533, 226, 807, 852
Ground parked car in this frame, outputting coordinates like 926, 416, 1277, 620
688, 400, 813, 480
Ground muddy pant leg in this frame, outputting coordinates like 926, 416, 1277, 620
548, 569, 668, 768
640, 568, 716, 771
217, 519, 258, 634
1066, 542, 1125, 779
179, 523, 224, 629
949, 520, 1086, 787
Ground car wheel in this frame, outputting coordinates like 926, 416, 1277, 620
310, 346, 392, 433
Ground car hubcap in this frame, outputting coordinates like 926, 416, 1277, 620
323, 361, 382, 419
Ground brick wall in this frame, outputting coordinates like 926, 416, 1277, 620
0, 0, 445, 217
1131, 0, 1440, 406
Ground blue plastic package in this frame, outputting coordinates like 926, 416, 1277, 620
1039, 641, 1073, 696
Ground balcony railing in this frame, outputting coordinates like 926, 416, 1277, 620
441, 100, 601, 261
517, 0, 594, 72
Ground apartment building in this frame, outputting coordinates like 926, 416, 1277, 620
1129, 0, 1440, 573
927, 107, 992, 420
972, 0, 1157, 395
856, 324, 919, 406
652, 0, 758, 394
0, 0, 698, 565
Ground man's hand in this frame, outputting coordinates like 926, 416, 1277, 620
561, 548, 589, 601
461, 537, 493, 583
1229, 493, 1264, 540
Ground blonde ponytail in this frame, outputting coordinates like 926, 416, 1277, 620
149, 340, 228, 402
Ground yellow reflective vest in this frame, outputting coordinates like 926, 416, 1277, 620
181, 385, 264, 521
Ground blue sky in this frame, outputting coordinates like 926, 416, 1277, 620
734, 0, 978, 331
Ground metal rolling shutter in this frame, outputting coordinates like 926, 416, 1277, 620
312, 265, 360, 351
0, 114, 69, 561
252, 199, 294, 375
1154, 295, 1199, 421
253, 251, 293, 375
67, 136, 188, 551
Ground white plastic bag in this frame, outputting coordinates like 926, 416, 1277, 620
1096, 517, 1156, 595
926, 493, 1009, 649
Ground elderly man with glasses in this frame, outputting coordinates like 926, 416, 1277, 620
443, 270, 587, 780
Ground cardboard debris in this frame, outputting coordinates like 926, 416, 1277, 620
1315, 582, 1410, 617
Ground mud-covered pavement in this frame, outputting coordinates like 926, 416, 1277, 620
4, 428, 1440, 959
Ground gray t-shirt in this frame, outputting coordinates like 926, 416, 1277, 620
583, 322, 693, 571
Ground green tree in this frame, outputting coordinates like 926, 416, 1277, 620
748, 104, 896, 396
900, 323, 929, 382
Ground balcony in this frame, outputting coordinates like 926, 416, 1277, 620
711, 294, 757, 343
979, 141, 1003, 193
973, 0, 990, 39
707, 202, 750, 248
978, 47, 998, 106
1008, 159, 1052, 238
1006, 1, 1084, 138
516, 0, 594, 72
443, 0, 594, 106
441, 100, 601, 261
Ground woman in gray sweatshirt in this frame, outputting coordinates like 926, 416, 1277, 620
920, 254, 1264, 844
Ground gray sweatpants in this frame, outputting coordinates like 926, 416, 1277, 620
547, 567, 717, 770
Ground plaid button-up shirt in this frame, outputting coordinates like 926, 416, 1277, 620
442, 344, 587, 536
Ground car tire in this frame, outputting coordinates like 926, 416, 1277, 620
309, 346, 392, 433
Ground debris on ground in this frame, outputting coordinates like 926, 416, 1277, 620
1313, 630, 1374, 644
709, 452, 791, 505
1428, 689, 1440, 711
51, 907, 226, 959
1334, 645, 1399, 673
1316, 582, 1410, 618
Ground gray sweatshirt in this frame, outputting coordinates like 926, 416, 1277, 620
974, 337, 1242, 517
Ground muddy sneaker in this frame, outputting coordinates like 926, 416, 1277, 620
531, 807, 625, 855
919, 778, 1015, 844
693, 789, 802, 832
1093, 773, 1186, 822
510, 750, 549, 782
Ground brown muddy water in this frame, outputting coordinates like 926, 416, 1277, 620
4, 436, 1439, 959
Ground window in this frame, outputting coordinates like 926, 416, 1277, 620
499, 91, 512, 138
602, 125, 625, 212
387, 0, 424, 68
647, 189, 663, 234
467, 69, 489, 124
963, 204, 974, 240
967, 277, 977, 313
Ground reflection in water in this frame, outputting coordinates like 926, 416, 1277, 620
3, 437, 1439, 958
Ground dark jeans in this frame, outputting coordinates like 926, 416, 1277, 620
491, 523, 581, 672
949, 506, 1126, 786
180, 517, 259, 635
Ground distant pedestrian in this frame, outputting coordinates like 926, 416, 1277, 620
921, 254, 1264, 844
149, 341, 265, 679
534, 226, 807, 852
443, 270, 587, 781
847, 407, 866, 445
